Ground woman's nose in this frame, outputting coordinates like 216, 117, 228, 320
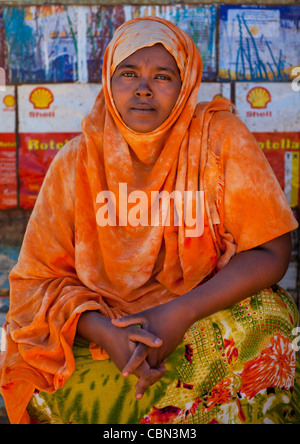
134, 80, 153, 97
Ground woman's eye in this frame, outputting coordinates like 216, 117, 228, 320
156, 75, 171, 81
122, 72, 136, 78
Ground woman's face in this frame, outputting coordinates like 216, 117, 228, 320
111, 44, 182, 133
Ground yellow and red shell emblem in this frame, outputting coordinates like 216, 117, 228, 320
29, 87, 54, 109
213, 93, 223, 100
3, 95, 15, 108
246, 87, 271, 109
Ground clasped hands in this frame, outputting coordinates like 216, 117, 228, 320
107, 301, 189, 400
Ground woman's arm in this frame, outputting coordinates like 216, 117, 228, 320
113, 232, 292, 377
181, 232, 292, 325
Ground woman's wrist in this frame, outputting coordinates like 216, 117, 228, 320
77, 311, 113, 349
165, 296, 197, 332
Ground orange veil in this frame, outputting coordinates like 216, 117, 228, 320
0, 17, 297, 424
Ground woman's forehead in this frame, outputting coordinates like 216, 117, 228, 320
115, 44, 180, 74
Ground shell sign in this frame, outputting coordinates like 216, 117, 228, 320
246, 87, 271, 109
29, 87, 54, 109
3, 95, 16, 108
236, 82, 300, 209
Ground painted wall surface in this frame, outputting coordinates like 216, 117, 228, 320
0, 0, 298, 4
219, 5, 300, 81
0, 4, 217, 84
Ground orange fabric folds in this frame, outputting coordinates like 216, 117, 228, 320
0, 17, 298, 424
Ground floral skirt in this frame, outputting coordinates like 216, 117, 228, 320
27, 285, 300, 424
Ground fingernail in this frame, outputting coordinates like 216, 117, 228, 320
154, 338, 161, 345
122, 372, 129, 378
136, 393, 142, 400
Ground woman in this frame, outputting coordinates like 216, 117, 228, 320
1, 17, 299, 424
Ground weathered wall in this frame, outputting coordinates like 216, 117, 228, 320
0, 0, 298, 4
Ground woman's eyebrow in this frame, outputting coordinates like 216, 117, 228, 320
115, 63, 138, 71
116, 63, 178, 76
155, 66, 178, 76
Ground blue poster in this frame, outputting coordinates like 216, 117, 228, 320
3, 6, 79, 84
219, 5, 300, 81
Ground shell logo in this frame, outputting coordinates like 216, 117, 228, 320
29, 87, 54, 109
3, 95, 15, 108
249, 26, 259, 36
246, 87, 271, 109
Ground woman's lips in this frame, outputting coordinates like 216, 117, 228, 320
130, 103, 156, 114
132, 108, 155, 112
131, 106, 156, 115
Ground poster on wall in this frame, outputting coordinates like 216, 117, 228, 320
235, 82, 300, 208
0, 86, 17, 209
2, 4, 217, 85
3, 6, 79, 84
219, 5, 300, 82
2, 5, 127, 84
18, 83, 100, 208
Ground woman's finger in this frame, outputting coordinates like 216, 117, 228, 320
112, 318, 162, 348
135, 361, 166, 399
112, 314, 146, 328
129, 327, 162, 348
122, 343, 149, 377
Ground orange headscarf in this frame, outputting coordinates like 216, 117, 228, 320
0, 17, 297, 424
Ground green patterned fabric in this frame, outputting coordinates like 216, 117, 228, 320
27, 285, 300, 424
